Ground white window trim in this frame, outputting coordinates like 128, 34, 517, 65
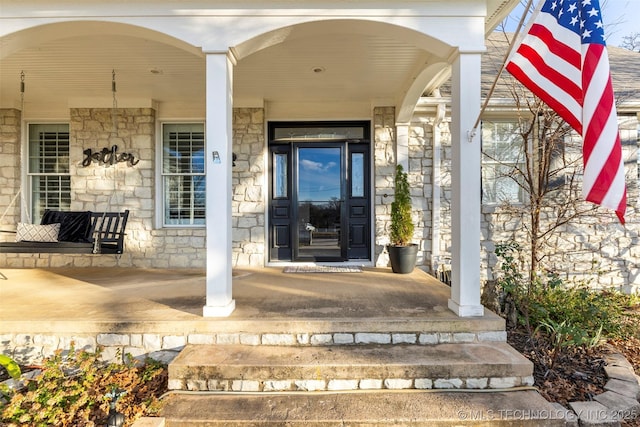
156, 120, 206, 229
481, 120, 527, 205
24, 121, 71, 223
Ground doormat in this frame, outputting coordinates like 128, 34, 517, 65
283, 266, 362, 273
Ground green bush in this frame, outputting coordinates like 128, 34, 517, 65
389, 164, 414, 246
0, 355, 21, 380
1, 347, 166, 427
493, 241, 638, 345
529, 284, 637, 340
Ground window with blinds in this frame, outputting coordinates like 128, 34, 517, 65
162, 123, 206, 226
28, 124, 71, 221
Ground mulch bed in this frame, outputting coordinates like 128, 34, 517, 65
508, 329, 640, 427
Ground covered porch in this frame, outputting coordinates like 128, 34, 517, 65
0, 0, 515, 320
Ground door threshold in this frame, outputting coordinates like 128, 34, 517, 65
266, 261, 373, 268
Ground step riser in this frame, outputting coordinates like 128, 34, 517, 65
169, 376, 535, 393
191, 331, 507, 346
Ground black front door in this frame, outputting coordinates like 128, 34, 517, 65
295, 145, 344, 261
268, 122, 371, 262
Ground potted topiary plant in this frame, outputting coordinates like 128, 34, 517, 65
387, 164, 418, 273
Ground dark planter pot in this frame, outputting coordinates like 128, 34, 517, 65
387, 244, 418, 274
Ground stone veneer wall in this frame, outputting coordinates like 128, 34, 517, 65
70, 108, 159, 268
407, 120, 434, 268
374, 106, 433, 269
405, 116, 452, 274
0, 109, 21, 233
480, 204, 640, 292
232, 108, 266, 267
373, 107, 396, 267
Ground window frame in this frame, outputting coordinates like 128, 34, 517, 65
481, 120, 527, 205
159, 122, 206, 228
26, 122, 71, 223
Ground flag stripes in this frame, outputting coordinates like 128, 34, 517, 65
505, 0, 626, 223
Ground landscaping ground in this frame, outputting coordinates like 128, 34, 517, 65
507, 312, 640, 426
2, 336, 639, 426
2, 303, 639, 426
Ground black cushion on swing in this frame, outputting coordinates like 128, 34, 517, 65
41, 210, 92, 243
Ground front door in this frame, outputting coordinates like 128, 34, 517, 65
268, 122, 371, 262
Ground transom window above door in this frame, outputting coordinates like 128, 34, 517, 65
272, 125, 367, 142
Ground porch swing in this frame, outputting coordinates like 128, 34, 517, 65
0, 203, 130, 254
0, 70, 130, 255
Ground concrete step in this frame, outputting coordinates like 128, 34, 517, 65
168, 343, 533, 392
160, 390, 567, 426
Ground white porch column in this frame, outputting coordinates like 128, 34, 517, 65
203, 52, 236, 317
448, 51, 484, 317
396, 123, 409, 170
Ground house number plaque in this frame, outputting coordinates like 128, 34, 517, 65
82, 145, 139, 167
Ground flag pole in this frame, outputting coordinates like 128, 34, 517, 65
468, 0, 535, 141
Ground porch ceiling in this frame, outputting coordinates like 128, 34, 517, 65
0, 1, 519, 117
0, 28, 430, 115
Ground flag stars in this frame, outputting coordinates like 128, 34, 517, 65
542, 0, 606, 44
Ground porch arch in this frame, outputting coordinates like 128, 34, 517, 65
0, 21, 202, 61
231, 19, 460, 122
232, 19, 455, 61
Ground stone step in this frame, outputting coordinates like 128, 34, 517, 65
184, 325, 507, 348
160, 390, 567, 426
168, 343, 533, 392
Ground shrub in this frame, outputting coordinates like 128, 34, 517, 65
389, 164, 414, 246
0, 347, 167, 427
493, 241, 638, 345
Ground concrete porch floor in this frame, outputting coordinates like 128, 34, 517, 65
0, 266, 503, 331
0, 265, 510, 371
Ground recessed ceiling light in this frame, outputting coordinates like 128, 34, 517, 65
150, 68, 163, 75
311, 66, 325, 74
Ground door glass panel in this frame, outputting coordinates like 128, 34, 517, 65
274, 153, 288, 198
297, 147, 342, 260
351, 152, 364, 198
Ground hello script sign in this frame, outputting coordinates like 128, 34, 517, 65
82, 145, 139, 167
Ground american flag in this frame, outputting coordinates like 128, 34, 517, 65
505, 0, 626, 224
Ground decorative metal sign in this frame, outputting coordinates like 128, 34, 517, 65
82, 145, 139, 167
